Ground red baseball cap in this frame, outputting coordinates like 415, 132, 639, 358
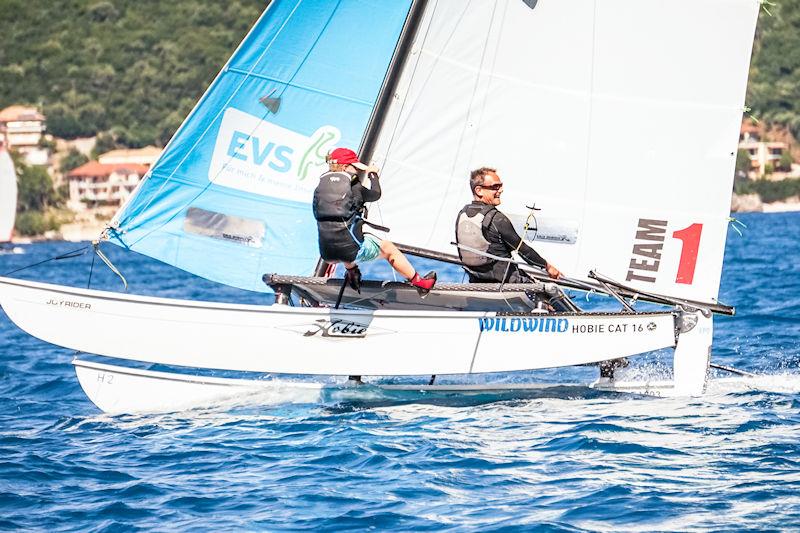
328, 147, 368, 170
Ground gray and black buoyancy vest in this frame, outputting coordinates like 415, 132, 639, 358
312, 171, 358, 222
455, 204, 497, 268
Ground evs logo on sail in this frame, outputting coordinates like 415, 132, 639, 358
209, 108, 341, 203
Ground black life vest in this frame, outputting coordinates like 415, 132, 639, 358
312, 171, 359, 222
312, 171, 363, 263
455, 204, 498, 268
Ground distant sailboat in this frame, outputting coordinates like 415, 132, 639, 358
0, 0, 759, 414
0, 142, 19, 252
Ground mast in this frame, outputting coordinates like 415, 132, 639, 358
314, 0, 428, 276
358, 0, 428, 166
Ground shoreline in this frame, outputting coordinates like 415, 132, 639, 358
731, 193, 800, 213
11, 221, 106, 244
761, 201, 800, 213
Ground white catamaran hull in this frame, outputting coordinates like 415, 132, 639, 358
72, 355, 706, 415
0, 276, 677, 376
73, 359, 325, 414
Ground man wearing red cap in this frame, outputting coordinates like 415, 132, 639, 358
312, 147, 436, 294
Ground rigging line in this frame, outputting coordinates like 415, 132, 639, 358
334, 277, 348, 309
93, 243, 128, 291
372, 0, 438, 230
574, 0, 599, 273
500, 204, 540, 285
468, 317, 486, 374
1, 246, 90, 277
710, 362, 756, 378
429, 0, 500, 240
120, 0, 305, 235
87, 249, 96, 289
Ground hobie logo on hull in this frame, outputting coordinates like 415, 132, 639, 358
210, 108, 341, 202
479, 317, 569, 333
304, 319, 367, 338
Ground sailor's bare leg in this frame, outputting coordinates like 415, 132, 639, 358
379, 240, 415, 279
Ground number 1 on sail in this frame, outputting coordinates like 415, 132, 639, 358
673, 223, 703, 285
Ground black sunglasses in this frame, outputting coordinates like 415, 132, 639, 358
479, 183, 503, 191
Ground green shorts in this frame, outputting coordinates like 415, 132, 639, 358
355, 234, 381, 263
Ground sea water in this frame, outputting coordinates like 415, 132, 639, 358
1, 211, 799, 531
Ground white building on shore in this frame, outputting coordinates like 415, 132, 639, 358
98, 146, 162, 166
66, 146, 161, 210
67, 161, 149, 210
0, 105, 49, 165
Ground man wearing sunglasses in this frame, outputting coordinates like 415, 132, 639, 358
455, 167, 561, 283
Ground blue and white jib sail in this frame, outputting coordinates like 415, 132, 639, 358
108, 0, 413, 292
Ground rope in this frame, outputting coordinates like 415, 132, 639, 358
1, 246, 90, 276
500, 203, 540, 284
92, 242, 128, 291
710, 362, 756, 378
760, 0, 776, 16
87, 250, 96, 289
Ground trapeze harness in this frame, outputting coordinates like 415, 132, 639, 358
312, 171, 385, 263
455, 202, 546, 283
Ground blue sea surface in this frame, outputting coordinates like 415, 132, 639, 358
1, 211, 799, 531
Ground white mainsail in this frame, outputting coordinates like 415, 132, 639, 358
0, 145, 16, 243
369, 0, 759, 304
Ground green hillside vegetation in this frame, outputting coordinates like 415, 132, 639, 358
10, 152, 71, 236
735, 176, 800, 203
748, 0, 800, 140
0, 0, 262, 147
1, 2, 798, 149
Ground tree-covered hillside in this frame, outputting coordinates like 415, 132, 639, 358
2, 2, 799, 148
746, 0, 800, 138
0, 0, 263, 146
